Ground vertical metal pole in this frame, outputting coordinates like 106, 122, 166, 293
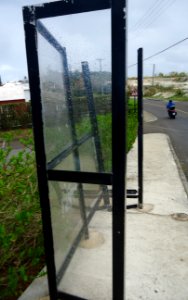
152, 63, 155, 86
111, 1, 126, 299
23, 7, 58, 300
62, 49, 89, 239
81, 61, 110, 209
138, 48, 143, 209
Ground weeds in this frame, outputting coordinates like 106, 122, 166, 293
0, 130, 44, 299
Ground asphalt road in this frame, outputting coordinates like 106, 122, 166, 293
144, 99, 188, 180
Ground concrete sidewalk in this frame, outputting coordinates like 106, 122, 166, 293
126, 132, 188, 300
20, 113, 188, 300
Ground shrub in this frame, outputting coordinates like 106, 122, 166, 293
0, 103, 32, 130
175, 89, 185, 97
0, 131, 44, 299
144, 86, 157, 97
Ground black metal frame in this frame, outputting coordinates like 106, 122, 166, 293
126, 47, 143, 210
138, 48, 143, 209
23, 0, 127, 299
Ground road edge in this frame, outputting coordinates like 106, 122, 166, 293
166, 135, 188, 197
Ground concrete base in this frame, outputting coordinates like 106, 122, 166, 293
79, 230, 105, 249
136, 203, 154, 212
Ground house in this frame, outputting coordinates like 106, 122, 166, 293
0, 81, 30, 105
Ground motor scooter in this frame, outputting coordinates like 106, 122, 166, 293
168, 107, 177, 119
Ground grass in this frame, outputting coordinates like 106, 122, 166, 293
76, 103, 138, 171
0, 128, 31, 141
0, 130, 45, 299
171, 95, 188, 101
0, 105, 138, 299
145, 94, 188, 101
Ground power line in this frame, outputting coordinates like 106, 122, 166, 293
129, 0, 176, 40
132, 0, 176, 38
130, 0, 175, 33
128, 37, 188, 68
130, 0, 164, 31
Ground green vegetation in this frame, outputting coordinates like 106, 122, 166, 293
127, 101, 138, 151
0, 103, 31, 130
0, 128, 31, 140
144, 84, 174, 98
156, 71, 188, 78
76, 102, 138, 171
129, 71, 188, 101
143, 84, 188, 101
171, 95, 188, 101
0, 102, 137, 299
0, 130, 44, 299
168, 72, 187, 78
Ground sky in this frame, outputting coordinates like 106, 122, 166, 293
1, 0, 188, 82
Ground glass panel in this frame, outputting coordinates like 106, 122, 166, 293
54, 138, 97, 172
49, 181, 112, 299
36, 8, 111, 173
49, 181, 81, 266
37, 29, 72, 163
37, 8, 112, 299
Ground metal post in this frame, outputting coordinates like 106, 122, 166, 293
152, 63, 155, 86
81, 61, 110, 209
61, 48, 89, 240
138, 48, 143, 209
23, 7, 58, 300
96, 58, 104, 94
111, 0, 126, 299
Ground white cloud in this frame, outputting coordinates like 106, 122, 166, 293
0, 64, 14, 72
1, 0, 188, 80
128, 0, 188, 76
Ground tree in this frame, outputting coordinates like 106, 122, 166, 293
179, 72, 187, 77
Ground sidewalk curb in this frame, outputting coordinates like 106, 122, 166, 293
143, 110, 157, 123
167, 135, 188, 197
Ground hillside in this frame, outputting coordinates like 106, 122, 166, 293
128, 76, 188, 100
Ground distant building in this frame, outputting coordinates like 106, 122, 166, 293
0, 81, 30, 105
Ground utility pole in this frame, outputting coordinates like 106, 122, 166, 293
152, 64, 155, 86
96, 58, 104, 94
96, 58, 104, 72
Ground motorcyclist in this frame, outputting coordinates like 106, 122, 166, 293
166, 99, 177, 118
166, 99, 175, 110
